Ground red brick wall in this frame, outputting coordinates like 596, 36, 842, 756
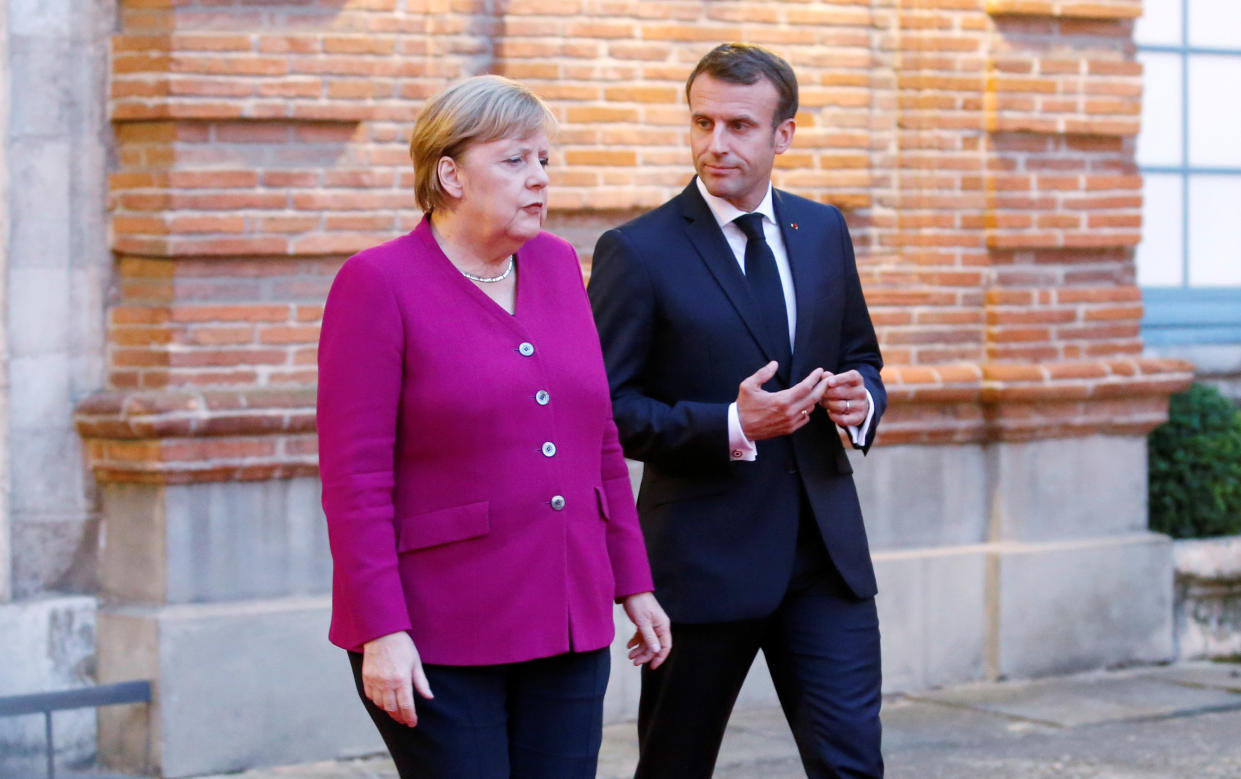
77, 0, 1190, 483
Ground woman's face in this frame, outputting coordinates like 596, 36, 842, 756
449, 130, 550, 247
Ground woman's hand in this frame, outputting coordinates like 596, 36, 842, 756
361, 631, 434, 727
622, 592, 673, 669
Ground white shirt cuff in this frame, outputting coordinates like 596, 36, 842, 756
842, 388, 876, 447
727, 402, 757, 461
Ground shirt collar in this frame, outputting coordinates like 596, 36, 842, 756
695, 176, 776, 230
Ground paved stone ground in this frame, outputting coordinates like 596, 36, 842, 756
64, 661, 1241, 779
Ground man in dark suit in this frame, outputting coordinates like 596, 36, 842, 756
588, 43, 886, 778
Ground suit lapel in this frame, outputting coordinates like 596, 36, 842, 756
773, 190, 820, 380
677, 181, 782, 368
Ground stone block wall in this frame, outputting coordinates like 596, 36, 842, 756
1, 0, 114, 771
6, 0, 112, 599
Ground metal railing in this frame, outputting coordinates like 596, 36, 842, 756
0, 681, 151, 779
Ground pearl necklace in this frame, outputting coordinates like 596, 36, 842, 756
460, 255, 515, 283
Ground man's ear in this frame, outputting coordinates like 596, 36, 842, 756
437, 156, 463, 199
773, 117, 796, 155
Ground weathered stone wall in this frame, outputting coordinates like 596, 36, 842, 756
7, 0, 113, 599
0, 0, 115, 772
0, 0, 12, 607
1173, 537, 1241, 660
0, 597, 98, 774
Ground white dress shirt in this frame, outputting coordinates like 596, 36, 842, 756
693, 178, 875, 461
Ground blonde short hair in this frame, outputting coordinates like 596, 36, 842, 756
409, 75, 557, 213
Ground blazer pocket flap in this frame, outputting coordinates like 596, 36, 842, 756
397, 501, 490, 552
595, 485, 611, 521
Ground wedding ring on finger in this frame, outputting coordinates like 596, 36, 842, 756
800, 408, 809, 418
845, 400, 851, 413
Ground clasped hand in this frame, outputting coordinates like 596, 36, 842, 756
737, 361, 868, 440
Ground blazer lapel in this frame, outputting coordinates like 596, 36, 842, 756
677, 181, 784, 372
773, 190, 820, 379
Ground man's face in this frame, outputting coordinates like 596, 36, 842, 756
688, 73, 795, 212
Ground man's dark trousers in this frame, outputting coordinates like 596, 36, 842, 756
589, 180, 887, 779
633, 484, 883, 779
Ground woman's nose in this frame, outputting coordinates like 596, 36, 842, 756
529, 162, 549, 188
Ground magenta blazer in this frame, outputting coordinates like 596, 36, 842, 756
317, 217, 653, 666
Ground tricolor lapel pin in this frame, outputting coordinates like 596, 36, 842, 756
790, 223, 799, 230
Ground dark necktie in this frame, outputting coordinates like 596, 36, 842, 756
733, 212, 791, 368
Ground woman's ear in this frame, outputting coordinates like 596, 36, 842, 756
437, 155, 464, 200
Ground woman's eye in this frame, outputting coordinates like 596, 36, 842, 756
539, 158, 549, 168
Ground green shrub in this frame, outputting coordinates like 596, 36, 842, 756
1148, 383, 1241, 539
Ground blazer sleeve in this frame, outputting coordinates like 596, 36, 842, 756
588, 227, 731, 473
831, 208, 886, 453
317, 254, 412, 651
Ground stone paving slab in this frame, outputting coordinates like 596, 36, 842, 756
882, 696, 1060, 750
909, 668, 1241, 728
885, 707, 1241, 779
197, 758, 396, 778
599, 709, 799, 779
1141, 659, 1241, 692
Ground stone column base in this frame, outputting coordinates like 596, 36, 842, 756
97, 596, 380, 778
872, 534, 1174, 692
876, 545, 989, 692
990, 533, 1174, 678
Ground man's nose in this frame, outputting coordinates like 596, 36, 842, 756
707, 125, 729, 156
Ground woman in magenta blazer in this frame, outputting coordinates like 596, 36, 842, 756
317, 75, 670, 778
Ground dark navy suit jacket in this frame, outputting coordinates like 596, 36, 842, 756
588, 179, 885, 623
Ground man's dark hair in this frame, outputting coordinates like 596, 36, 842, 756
685, 42, 799, 126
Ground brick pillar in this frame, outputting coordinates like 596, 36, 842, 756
865, 0, 1192, 686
